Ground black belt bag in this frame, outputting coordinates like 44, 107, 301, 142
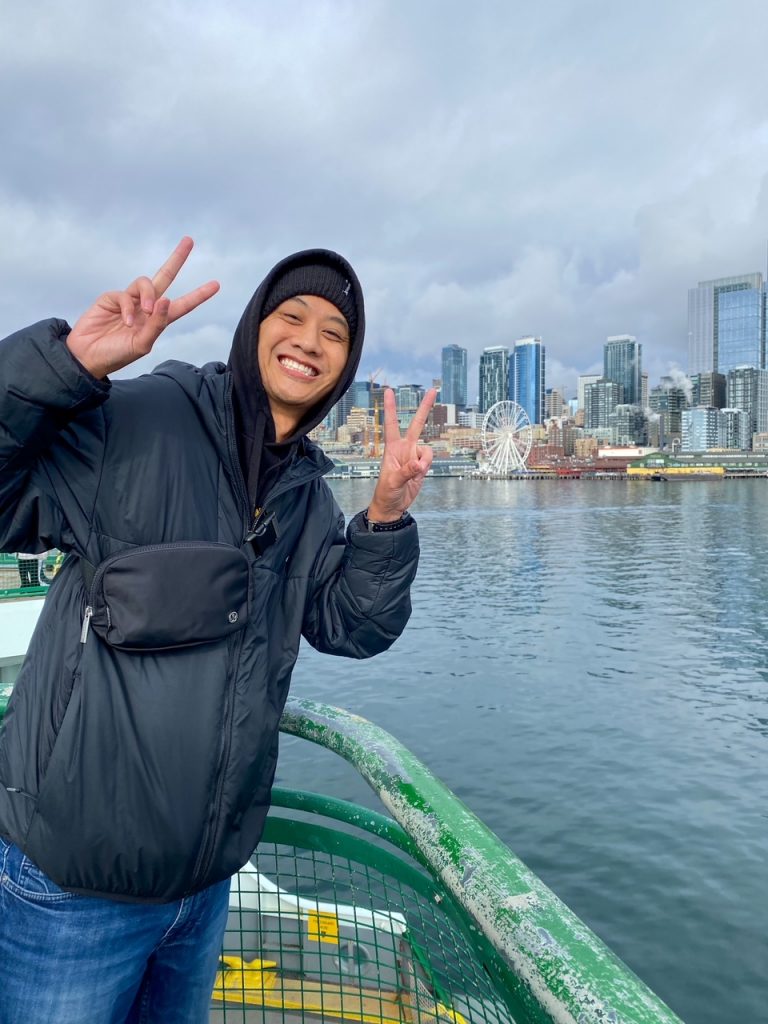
80, 541, 250, 651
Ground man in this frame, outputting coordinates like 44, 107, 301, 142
0, 238, 434, 1023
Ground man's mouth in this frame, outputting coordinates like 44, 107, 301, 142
278, 356, 318, 378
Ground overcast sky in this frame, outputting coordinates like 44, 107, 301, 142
2, 0, 767, 401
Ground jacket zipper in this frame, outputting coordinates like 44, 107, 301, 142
189, 381, 335, 889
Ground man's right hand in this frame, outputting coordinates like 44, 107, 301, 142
66, 237, 220, 379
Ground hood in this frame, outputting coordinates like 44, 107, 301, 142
227, 248, 365, 510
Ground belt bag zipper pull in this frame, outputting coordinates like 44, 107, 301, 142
80, 605, 93, 644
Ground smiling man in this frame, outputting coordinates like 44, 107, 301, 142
0, 240, 435, 1023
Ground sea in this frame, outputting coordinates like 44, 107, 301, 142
278, 477, 768, 1024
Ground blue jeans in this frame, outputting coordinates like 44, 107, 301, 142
0, 836, 230, 1023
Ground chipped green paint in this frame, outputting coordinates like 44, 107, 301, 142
280, 698, 686, 1024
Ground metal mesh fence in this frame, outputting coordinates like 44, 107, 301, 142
0, 551, 61, 596
211, 832, 516, 1024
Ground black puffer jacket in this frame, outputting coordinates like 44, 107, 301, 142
0, 266, 418, 902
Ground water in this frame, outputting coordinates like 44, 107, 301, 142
278, 478, 768, 1024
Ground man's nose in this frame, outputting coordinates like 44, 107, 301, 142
292, 322, 323, 354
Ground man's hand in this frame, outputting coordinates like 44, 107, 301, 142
367, 388, 436, 522
66, 237, 219, 379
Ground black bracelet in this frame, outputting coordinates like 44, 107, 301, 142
362, 510, 413, 533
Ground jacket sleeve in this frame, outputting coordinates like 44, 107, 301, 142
0, 319, 111, 554
302, 507, 420, 660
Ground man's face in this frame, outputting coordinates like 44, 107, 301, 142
258, 294, 350, 438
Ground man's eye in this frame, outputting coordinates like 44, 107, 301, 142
283, 312, 301, 323
324, 330, 347, 343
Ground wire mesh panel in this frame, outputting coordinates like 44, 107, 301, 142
210, 813, 516, 1024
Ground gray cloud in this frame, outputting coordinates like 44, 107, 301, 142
2, 0, 767, 398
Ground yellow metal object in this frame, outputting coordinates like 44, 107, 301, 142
307, 909, 340, 944
211, 955, 469, 1024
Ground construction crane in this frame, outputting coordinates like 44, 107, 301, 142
368, 369, 385, 459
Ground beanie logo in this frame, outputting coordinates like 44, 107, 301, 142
343, 280, 351, 296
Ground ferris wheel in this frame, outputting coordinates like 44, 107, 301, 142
481, 401, 533, 474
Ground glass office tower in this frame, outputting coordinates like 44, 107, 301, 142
441, 345, 468, 408
478, 346, 510, 413
604, 335, 642, 407
688, 274, 766, 375
510, 337, 546, 425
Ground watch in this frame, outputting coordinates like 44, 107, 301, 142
362, 509, 413, 533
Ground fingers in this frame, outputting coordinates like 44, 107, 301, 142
405, 444, 433, 480
405, 388, 437, 443
167, 280, 221, 324
382, 388, 400, 446
152, 237, 195, 297
133, 298, 171, 355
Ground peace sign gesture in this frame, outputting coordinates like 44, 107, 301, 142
367, 387, 436, 523
66, 238, 219, 379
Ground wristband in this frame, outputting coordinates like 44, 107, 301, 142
362, 509, 413, 533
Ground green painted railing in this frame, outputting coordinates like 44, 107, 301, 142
280, 699, 685, 1024
0, 685, 685, 1022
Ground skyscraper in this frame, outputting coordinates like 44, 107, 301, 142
584, 380, 623, 432
688, 273, 766, 375
441, 345, 468, 408
726, 366, 768, 438
478, 346, 510, 413
604, 335, 642, 406
510, 337, 546, 425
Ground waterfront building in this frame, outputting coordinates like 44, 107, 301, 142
641, 372, 649, 410
441, 345, 468, 408
726, 366, 768, 439
682, 407, 720, 451
458, 409, 484, 428
718, 408, 751, 450
610, 404, 647, 446
687, 273, 766, 375
690, 371, 726, 409
510, 337, 546, 425
577, 374, 600, 412
604, 335, 642, 406
479, 346, 510, 413
583, 379, 623, 432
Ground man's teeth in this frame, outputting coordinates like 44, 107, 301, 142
280, 357, 317, 377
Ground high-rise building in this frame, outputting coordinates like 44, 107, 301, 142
718, 408, 751, 450
690, 372, 726, 409
544, 387, 565, 420
583, 379, 623, 432
604, 335, 642, 406
610, 404, 647, 446
687, 273, 766, 375
479, 346, 510, 413
682, 407, 720, 451
726, 366, 768, 438
510, 337, 546, 425
577, 374, 600, 412
641, 372, 649, 410
649, 378, 689, 440
441, 345, 468, 408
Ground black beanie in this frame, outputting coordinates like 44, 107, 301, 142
260, 260, 358, 339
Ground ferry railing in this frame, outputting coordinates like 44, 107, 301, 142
0, 689, 685, 1023
0, 551, 60, 598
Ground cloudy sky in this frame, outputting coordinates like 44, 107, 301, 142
2, 0, 767, 401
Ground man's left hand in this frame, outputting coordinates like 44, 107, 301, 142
367, 388, 436, 522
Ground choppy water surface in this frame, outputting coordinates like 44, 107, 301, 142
279, 479, 767, 1024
